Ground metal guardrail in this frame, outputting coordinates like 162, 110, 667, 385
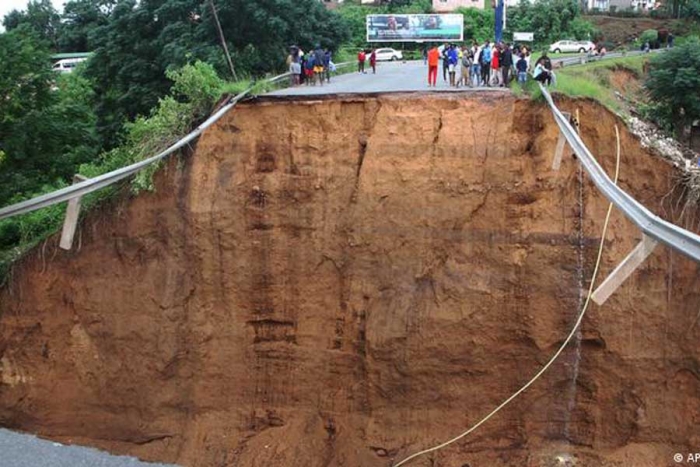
554, 48, 664, 67
0, 61, 353, 221
0, 91, 249, 221
539, 84, 700, 263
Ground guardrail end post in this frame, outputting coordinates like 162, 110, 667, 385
591, 234, 659, 306
552, 112, 571, 171
59, 174, 88, 251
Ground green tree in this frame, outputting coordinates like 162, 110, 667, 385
457, 7, 494, 43
0, 25, 99, 205
2, 0, 61, 51
85, 0, 350, 148
644, 38, 700, 143
58, 0, 117, 52
506, 0, 595, 48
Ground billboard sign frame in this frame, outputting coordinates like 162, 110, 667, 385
366, 14, 464, 43
513, 32, 535, 42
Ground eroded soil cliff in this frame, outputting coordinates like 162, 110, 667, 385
1, 93, 699, 467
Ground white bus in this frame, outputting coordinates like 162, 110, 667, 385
52, 57, 87, 73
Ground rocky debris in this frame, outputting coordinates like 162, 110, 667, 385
627, 115, 700, 210
628, 116, 698, 168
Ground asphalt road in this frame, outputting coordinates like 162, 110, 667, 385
268, 60, 511, 96
267, 51, 658, 97
0, 429, 179, 467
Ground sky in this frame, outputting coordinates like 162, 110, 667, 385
0, 0, 65, 31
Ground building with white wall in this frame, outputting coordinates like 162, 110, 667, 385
433, 0, 485, 11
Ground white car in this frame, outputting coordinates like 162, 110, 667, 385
549, 40, 595, 54
374, 48, 403, 61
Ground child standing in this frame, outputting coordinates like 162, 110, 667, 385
516, 54, 528, 84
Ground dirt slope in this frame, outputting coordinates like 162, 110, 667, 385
1, 93, 699, 467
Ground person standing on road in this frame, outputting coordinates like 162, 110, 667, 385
289, 47, 302, 86
427, 45, 440, 87
500, 43, 513, 86
324, 49, 332, 83
358, 49, 366, 74
314, 45, 326, 86
470, 42, 481, 87
457, 47, 473, 87
447, 44, 458, 87
304, 53, 315, 86
480, 41, 491, 86
490, 43, 500, 86
441, 43, 450, 82
370, 49, 377, 74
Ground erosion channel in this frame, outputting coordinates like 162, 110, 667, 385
1, 92, 699, 467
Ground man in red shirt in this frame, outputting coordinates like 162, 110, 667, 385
358, 50, 366, 74
427, 45, 439, 87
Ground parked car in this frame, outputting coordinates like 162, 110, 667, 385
374, 48, 403, 61
548, 40, 595, 54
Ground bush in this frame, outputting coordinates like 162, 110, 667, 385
640, 29, 659, 44
645, 37, 700, 141
0, 60, 230, 279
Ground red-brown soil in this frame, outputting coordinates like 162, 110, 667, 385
608, 67, 642, 98
583, 15, 685, 46
1, 93, 699, 467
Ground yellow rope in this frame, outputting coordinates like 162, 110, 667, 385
393, 124, 622, 467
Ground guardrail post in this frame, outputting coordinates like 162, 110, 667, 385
59, 174, 88, 251
552, 112, 571, 171
591, 234, 658, 305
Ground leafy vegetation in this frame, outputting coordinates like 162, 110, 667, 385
644, 37, 700, 143
0, 25, 99, 206
506, 0, 599, 48
0, 0, 695, 283
0, 60, 228, 280
528, 55, 648, 113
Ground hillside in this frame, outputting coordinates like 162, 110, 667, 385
1, 92, 699, 467
584, 15, 686, 46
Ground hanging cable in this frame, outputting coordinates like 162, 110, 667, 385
393, 124, 622, 467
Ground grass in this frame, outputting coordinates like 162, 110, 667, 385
530, 55, 650, 115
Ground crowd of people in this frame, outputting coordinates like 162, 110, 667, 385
425, 41, 554, 88
286, 45, 336, 87
286, 41, 558, 89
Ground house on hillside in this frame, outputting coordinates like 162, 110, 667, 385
319, 0, 345, 8
433, 0, 484, 10
609, 0, 656, 11
584, 0, 610, 10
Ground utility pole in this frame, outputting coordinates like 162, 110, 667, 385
208, 0, 237, 81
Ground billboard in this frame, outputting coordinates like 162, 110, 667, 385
366, 14, 464, 43
513, 32, 534, 42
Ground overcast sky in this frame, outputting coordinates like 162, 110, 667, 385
0, 0, 65, 31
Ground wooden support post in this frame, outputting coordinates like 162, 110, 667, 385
591, 234, 659, 305
552, 112, 571, 171
59, 174, 87, 251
